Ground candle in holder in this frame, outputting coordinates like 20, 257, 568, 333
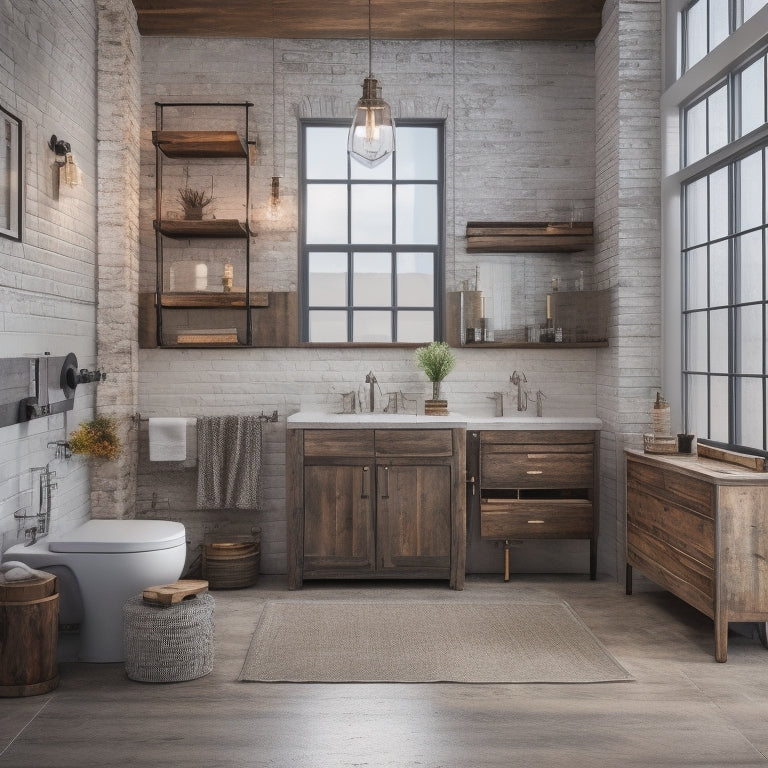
222, 263, 233, 292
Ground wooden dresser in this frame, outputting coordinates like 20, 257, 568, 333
625, 448, 768, 662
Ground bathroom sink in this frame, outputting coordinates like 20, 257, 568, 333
287, 411, 467, 429
287, 412, 600, 431
465, 415, 602, 430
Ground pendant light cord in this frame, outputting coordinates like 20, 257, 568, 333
368, 0, 373, 78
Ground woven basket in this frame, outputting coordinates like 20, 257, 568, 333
202, 532, 260, 589
122, 592, 215, 683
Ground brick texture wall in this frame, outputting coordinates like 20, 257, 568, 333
0, 0, 99, 551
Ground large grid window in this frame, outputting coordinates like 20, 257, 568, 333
681, 0, 767, 74
682, 144, 768, 452
683, 49, 768, 166
300, 120, 443, 344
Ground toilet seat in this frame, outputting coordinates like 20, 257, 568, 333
49, 519, 186, 553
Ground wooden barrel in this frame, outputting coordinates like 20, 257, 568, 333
0, 572, 60, 697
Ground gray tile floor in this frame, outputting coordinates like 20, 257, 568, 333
2, 574, 768, 767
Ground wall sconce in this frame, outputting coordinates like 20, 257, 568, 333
49, 134, 80, 187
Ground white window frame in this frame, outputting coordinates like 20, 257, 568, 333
662, 2, 768, 453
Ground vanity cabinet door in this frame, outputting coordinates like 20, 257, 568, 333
303, 462, 375, 576
376, 463, 452, 575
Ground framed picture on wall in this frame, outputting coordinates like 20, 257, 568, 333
0, 105, 22, 242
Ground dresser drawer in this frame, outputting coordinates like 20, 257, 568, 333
627, 459, 714, 518
375, 429, 453, 457
480, 499, 593, 539
304, 429, 374, 458
481, 445, 593, 488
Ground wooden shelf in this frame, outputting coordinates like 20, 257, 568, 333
466, 221, 594, 253
462, 341, 608, 349
159, 292, 269, 308
154, 219, 248, 238
152, 130, 247, 158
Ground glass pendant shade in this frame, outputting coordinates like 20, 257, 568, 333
348, 77, 395, 168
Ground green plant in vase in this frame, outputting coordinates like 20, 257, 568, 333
414, 341, 456, 415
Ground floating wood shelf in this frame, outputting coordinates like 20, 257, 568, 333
154, 219, 248, 238
466, 221, 594, 253
160, 292, 269, 308
152, 130, 247, 158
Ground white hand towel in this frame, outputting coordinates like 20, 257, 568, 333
149, 417, 188, 461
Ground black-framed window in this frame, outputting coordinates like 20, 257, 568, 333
682, 48, 768, 167
681, 143, 768, 454
681, 0, 767, 75
299, 119, 444, 344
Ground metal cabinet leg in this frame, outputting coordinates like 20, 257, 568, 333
625, 564, 633, 596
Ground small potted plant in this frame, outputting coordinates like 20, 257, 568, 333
68, 416, 122, 460
414, 341, 456, 415
177, 169, 214, 220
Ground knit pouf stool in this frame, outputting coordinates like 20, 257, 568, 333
122, 592, 215, 682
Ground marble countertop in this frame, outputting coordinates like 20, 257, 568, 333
287, 411, 602, 431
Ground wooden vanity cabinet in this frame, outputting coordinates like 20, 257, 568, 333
625, 449, 768, 662
471, 429, 599, 579
287, 427, 465, 590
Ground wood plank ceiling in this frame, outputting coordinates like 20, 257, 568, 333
132, 0, 605, 40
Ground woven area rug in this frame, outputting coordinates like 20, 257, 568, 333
238, 600, 633, 684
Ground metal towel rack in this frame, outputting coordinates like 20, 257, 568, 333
133, 410, 279, 424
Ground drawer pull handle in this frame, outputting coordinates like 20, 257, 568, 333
381, 466, 389, 499
361, 466, 369, 498
527, 520, 546, 524
526, 470, 544, 475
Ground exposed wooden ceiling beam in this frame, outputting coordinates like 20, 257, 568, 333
132, 0, 605, 41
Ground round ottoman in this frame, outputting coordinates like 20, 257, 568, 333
122, 593, 215, 682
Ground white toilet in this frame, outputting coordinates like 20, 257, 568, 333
4, 519, 186, 663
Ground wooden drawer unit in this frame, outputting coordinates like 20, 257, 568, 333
480, 499, 593, 539
375, 429, 453, 458
303, 429, 374, 458
481, 444, 593, 488
472, 429, 599, 580
625, 449, 768, 662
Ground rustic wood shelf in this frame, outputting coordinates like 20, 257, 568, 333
154, 219, 248, 238
462, 341, 608, 349
159, 292, 269, 308
152, 130, 247, 158
466, 221, 594, 253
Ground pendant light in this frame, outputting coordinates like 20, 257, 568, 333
348, 0, 395, 168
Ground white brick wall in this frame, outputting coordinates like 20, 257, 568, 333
595, 0, 662, 578
0, 0, 99, 552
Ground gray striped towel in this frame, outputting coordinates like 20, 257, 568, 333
196, 415, 262, 509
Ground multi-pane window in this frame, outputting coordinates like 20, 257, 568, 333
300, 120, 443, 344
681, 0, 767, 73
682, 145, 768, 452
682, 50, 768, 166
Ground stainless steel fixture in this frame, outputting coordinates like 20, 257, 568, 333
510, 371, 528, 412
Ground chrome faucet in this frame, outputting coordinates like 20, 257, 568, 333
365, 371, 379, 412
510, 371, 528, 412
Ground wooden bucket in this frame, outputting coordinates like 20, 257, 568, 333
0, 572, 60, 697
